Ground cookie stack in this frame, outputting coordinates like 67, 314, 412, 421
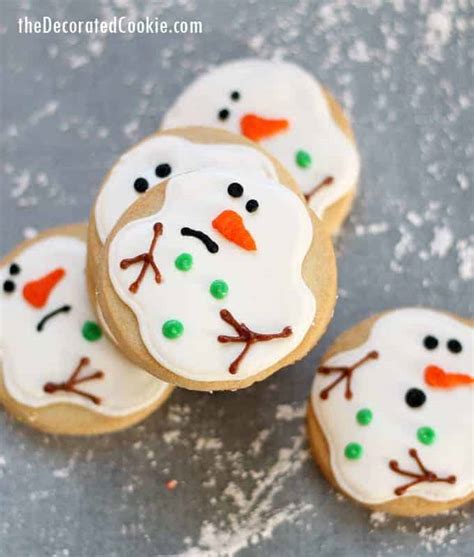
0, 59, 345, 433
1, 58, 472, 517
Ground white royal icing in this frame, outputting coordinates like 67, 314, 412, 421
0, 234, 169, 416
162, 58, 360, 219
95, 134, 278, 243
108, 169, 316, 383
311, 308, 474, 504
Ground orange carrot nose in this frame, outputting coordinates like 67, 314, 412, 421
212, 210, 256, 251
23, 268, 66, 308
424, 365, 474, 389
240, 114, 289, 142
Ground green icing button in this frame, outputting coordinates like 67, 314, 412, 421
417, 426, 436, 446
295, 149, 312, 168
356, 408, 373, 426
344, 442, 363, 460
82, 321, 102, 342
162, 319, 184, 339
210, 279, 229, 299
175, 252, 193, 271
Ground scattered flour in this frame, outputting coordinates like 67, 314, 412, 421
123, 118, 140, 140
52, 454, 77, 479
52, 467, 70, 479
248, 34, 265, 52
28, 100, 59, 126
195, 437, 223, 451
456, 173, 469, 191
406, 211, 423, 227
180, 430, 312, 557
163, 430, 181, 445
430, 225, 454, 258
354, 222, 389, 236
456, 238, 474, 281
275, 403, 306, 421
369, 511, 387, 527
249, 429, 270, 456
10, 171, 31, 199
394, 226, 415, 261
167, 404, 192, 425
23, 227, 38, 239
423, 9, 453, 62
348, 39, 371, 63
68, 54, 89, 69
88, 38, 105, 57
416, 519, 469, 553
368, 509, 471, 553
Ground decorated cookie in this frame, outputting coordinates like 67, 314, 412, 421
0, 224, 173, 435
88, 126, 291, 291
96, 168, 337, 391
162, 59, 361, 234
307, 308, 474, 516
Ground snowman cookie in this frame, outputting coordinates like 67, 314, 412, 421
96, 168, 337, 391
88, 126, 291, 291
162, 59, 361, 234
0, 224, 173, 435
307, 308, 474, 516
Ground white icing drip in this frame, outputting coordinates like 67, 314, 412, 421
95, 134, 278, 243
0, 235, 169, 416
108, 169, 315, 382
311, 308, 474, 504
162, 59, 360, 219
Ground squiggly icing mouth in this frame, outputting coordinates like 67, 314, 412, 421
180, 227, 219, 253
36, 304, 72, 332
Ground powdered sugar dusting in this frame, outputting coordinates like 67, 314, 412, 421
368, 508, 472, 554
181, 427, 312, 557
275, 403, 306, 421
456, 238, 474, 281
430, 226, 454, 258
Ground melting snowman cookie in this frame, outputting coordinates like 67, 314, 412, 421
307, 308, 474, 516
0, 224, 173, 435
162, 59, 361, 234
97, 169, 337, 391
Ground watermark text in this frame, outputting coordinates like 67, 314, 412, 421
18, 16, 203, 35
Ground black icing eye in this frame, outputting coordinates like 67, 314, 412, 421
218, 108, 230, 121
405, 388, 426, 408
447, 339, 462, 353
9, 263, 20, 275
230, 91, 240, 101
155, 163, 172, 178
423, 335, 438, 350
3, 279, 15, 293
134, 177, 149, 193
246, 199, 259, 213
227, 182, 243, 198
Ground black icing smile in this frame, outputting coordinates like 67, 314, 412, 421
36, 304, 72, 332
180, 227, 219, 254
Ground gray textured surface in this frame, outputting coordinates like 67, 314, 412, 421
1, 0, 473, 556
